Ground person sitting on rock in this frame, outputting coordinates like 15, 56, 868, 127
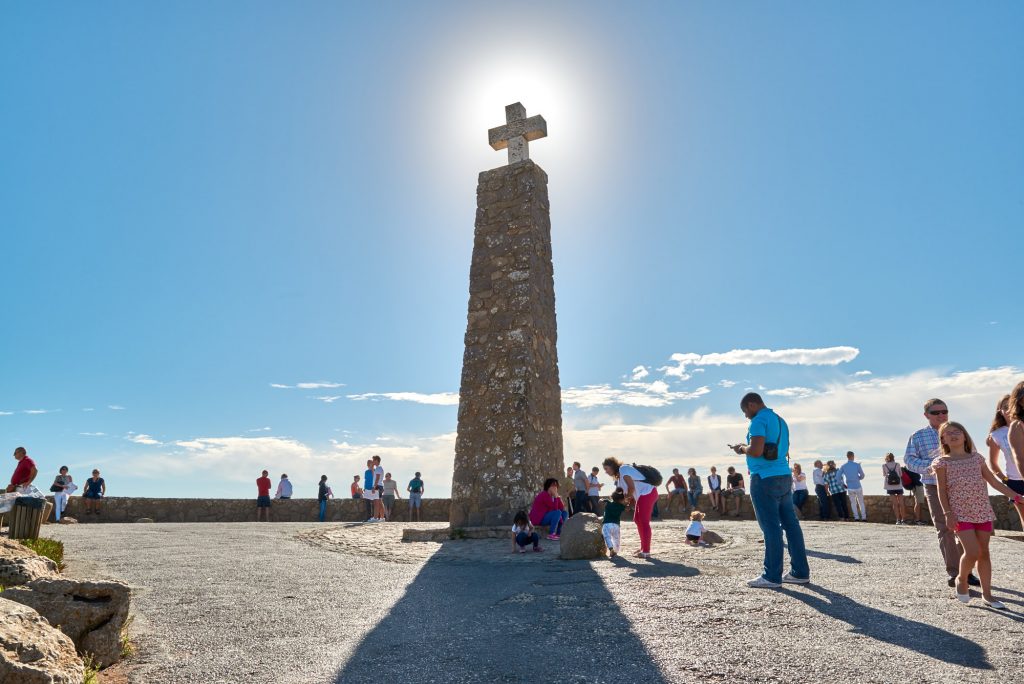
529, 478, 567, 540
511, 510, 542, 553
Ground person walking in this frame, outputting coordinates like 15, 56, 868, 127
407, 472, 425, 522
49, 466, 75, 522
932, 421, 1023, 608
904, 398, 977, 588
987, 394, 1024, 530
882, 453, 906, 524
587, 467, 603, 514
381, 473, 400, 520
665, 468, 688, 516
7, 447, 38, 493
791, 463, 808, 516
812, 460, 831, 520
707, 467, 724, 514
317, 475, 332, 522
571, 462, 590, 515
83, 469, 106, 516
256, 470, 272, 522
730, 393, 809, 588
274, 474, 293, 500
602, 457, 658, 559
840, 452, 867, 521
822, 461, 848, 520
686, 468, 703, 511
601, 489, 627, 557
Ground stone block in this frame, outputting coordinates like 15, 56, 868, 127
0, 538, 59, 587
0, 596, 83, 684
559, 513, 606, 560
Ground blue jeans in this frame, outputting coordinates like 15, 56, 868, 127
792, 489, 808, 513
688, 489, 702, 509
814, 484, 831, 519
319, 499, 327, 522
541, 510, 567, 535
574, 491, 590, 515
516, 531, 540, 548
750, 474, 810, 583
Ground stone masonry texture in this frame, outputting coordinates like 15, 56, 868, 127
450, 160, 564, 528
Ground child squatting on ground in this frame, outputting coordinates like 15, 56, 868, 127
511, 511, 543, 553
686, 510, 710, 547
602, 489, 627, 557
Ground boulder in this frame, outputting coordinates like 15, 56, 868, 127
0, 538, 59, 587
0, 596, 83, 684
702, 529, 724, 545
559, 513, 606, 560
3, 578, 130, 668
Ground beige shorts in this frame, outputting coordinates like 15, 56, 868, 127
909, 487, 925, 504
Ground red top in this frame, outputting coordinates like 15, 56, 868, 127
528, 490, 565, 526
668, 474, 686, 489
256, 476, 272, 497
11, 456, 36, 487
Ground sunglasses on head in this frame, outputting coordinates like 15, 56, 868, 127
928, 410, 949, 416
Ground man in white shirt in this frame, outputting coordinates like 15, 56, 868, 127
587, 467, 603, 514
839, 452, 866, 521
274, 474, 293, 499
372, 455, 386, 521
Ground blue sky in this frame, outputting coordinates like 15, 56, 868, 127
2, 2, 1022, 498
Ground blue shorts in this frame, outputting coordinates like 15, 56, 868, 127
257, 495, 271, 508
409, 492, 422, 507
84, 492, 103, 500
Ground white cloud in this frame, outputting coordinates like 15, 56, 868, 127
765, 386, 820, 399
82, 408, 95, 412
563, 383, 711, 408
79, 432, 106, 437
271, 382, 345, 390
661, 346, 860, 378
0, 411, 12, 416
347, 392, 460, 406
718, 380, 737, 388
108, 405, 125, 411
127, 433, 161, 445
630, 365, 649, 381
316, 396, 342, 403
247, 426, 271, 433
854, 370, 872, 377
23, 409, 55, 415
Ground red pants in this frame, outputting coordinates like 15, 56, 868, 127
634, 489, 658, 553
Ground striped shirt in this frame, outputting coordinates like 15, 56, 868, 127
904, 426, 940, 486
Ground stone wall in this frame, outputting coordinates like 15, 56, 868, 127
43, 494, 1024, 531
450, 159, 564, 528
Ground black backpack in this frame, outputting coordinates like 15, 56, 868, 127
885, 463, 902, 486
631, 464, 663, 487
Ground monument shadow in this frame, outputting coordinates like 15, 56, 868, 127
332, 540, 675, 683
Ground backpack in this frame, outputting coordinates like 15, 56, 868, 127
885, 463, 901, 486
901, 466, 920, 489
631, 464, 663, 487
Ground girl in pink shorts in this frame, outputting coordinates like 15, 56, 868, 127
931, 421, 1024, 609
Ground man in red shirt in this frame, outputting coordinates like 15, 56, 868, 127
7, 447, 38, 493
256, 470, 272, 522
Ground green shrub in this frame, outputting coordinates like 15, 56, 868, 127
82, 656, 99, 684
20, 537, 65, 571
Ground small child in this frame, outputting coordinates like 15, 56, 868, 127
685, 510, 709, 547
511, 511, 542, 553
602, 489, 627, 557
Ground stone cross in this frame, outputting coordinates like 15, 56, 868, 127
488, 102, 547, 164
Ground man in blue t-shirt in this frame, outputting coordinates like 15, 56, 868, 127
731, 392, 809, 589
362, 459, 377, 521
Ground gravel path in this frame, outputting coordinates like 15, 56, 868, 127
49, 519, 1024, 683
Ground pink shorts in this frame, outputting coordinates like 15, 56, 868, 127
955, 520, 994, 533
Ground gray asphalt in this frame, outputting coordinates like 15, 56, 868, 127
49, 519, 1024, 683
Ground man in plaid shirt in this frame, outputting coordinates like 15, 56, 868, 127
903, 397, 978, 587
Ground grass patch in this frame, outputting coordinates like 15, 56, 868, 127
120, 614, 135, 660
82, 656, 100, 684
20, 537, 65, 571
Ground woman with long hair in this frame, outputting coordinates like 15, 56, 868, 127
602, 457, 658, 559
987, 393, 1024, 529
791, 463, 808, 515
882, 453, 906, 524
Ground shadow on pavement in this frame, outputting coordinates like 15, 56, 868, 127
800, 547, 862, 564
783, 584, 991, 670
333, 540, 672, 683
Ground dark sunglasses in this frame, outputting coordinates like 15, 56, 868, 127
928, 410, 949, 416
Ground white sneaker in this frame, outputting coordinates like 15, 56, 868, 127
985, 599, 1006, 610
782, 573, 810, 584
747, 576, 782, 589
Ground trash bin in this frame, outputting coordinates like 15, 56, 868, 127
8, 497, 53, 540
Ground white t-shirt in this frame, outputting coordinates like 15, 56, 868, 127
373, 466, 384, 488
686, 520, 705, 537
587, 475, 601, 496
511, 523, 531, 534
617, 465, 655, 497
792, 473, 808, 491
991, 427, 1021, 480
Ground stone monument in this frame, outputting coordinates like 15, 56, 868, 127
449, 103, 564, 528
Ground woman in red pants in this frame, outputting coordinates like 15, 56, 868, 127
603, 457, 658, 559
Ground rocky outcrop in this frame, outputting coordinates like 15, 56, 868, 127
3, 578, 130, 668
0, 596, 83, 684
0, 538, 59, 587
702, 529, 724, 545
559, 513, 606, 560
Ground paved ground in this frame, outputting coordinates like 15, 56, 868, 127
50, 519, 1024, 683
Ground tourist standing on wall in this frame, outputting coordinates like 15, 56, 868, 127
811, 460, 830, 520
822, 461, 848, 520
572, 462, 590, 515
665, 468, 688, 516
363, 460, 377, 521
602, 457, 658, 559
275, 474, 293, 500
686, 468, 703, 511
707, 467, 723, 514
381, 473, 400, 520
317, 475, 332, 522
372, 456, 386, 522
840, 452, 867, 521
408, 472, 424, 522
987, 393, 1024, 530
7, 447, 37, 493
883, 453, 906, 524
904, 398, 977, 588
587, 467, 603, 514
255, 470, 272, 522
50, 466, 75, 522
791, 464, 808, 515
730, 393, 809, 588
